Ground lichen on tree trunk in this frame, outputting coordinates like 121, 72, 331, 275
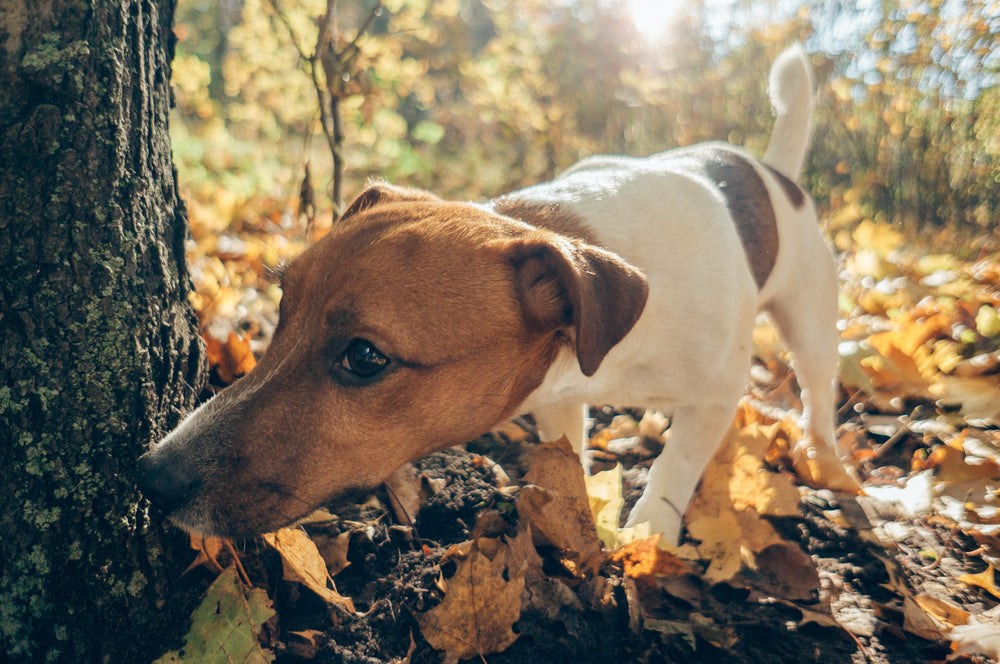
0, 0, 204, 661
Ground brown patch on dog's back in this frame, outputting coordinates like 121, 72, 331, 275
492, 197, 596, 244
764, 165, 806, 210
700, 149, 780, 290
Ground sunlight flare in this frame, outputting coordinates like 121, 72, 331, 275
625, 0, 685, 40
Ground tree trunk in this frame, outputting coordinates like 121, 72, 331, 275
0, 0, 203, 661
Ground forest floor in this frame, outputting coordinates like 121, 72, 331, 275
148, 204, 1000, 664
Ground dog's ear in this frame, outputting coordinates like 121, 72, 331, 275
339, 182, 440, 222
509, 232, 648, 377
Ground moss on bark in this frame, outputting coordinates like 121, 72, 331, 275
0, 0, 204, 660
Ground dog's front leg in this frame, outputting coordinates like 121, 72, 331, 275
533, 401, 590, 467
625, 401, 737, 545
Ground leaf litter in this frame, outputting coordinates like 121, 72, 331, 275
158, 206, 1000, 663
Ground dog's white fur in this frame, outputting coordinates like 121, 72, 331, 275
507, 44, 839, 542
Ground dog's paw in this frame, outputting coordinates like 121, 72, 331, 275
624, 493, 683, 546
790, 440, 861, 494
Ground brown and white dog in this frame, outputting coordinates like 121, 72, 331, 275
137, 45, 842, 545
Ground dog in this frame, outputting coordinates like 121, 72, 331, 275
137, 44, 845, 545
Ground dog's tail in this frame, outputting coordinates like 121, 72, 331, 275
762, 44, 814, 181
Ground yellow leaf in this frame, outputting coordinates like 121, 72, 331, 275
789, 436, 862, 494
683, 511, 746, 583
913, 593, 969, 629
695, 403, 801, 519
726, 421, 801, 516
584, 465, 624, 550
958, 565, 1000, 600
853, 219, 904, 258
262, 528, 356, 613
683, 402, 839, 582
903, 592, 956, 641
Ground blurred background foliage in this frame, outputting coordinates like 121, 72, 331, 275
170, 0, 1000, 244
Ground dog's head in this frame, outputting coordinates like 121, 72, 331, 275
136, 183, 647, 537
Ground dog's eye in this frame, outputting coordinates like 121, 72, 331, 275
339, 339, 390, 379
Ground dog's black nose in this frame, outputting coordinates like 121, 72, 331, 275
135, 450, 198, 515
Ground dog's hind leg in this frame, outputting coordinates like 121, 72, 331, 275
766, 287, 858, 491
767, 295, 838, 449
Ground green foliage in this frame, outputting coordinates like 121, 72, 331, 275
172, 0, 999, 236
153, 567, 276, 663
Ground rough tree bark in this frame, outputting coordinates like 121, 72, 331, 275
0, 0, 203, 661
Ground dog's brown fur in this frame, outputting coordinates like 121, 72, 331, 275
136, 183, 647, 535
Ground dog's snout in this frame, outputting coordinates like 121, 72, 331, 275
135, 450, 199, 515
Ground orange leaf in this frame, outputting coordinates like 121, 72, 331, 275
612, 535, 688, 579
204, 331, 257, 384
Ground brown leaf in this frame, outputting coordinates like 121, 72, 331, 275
505, 525, 545, 585
314, 530, 353, 578
384, 463, 421, 527
517, 437, 604, 574
417, 539, 525, 663
744, 542, 820, 602
184, 532, 226, 576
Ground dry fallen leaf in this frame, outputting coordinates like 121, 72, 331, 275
517, 437, 604, 574
204, 331, 257, 384
184, 532, 226, 576
683, 401, 805, 582
611, 534, 689, 579
745, 542, 820, 602
417, 538, 525, 663
950, 604, 1000, 660
584, 464, 624, 550
957, 565, 1000, 600
384, 462, 421, 527
903, 592, 966, 641
262, 528, 356, 613
314, 530, 353, 578
920, 444, 1000, 483
914, 593, 970, 630
505, 525, 545, 585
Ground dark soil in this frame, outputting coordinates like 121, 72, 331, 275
194, 423, 980, 664
137, 380, 1000, 664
